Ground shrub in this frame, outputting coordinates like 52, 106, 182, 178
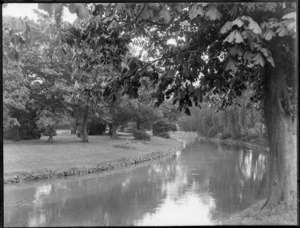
208, 126, 218, 138
3, 127, 14, 139
168, 123, 177, 131
20, 128, 42, 139
41, 128, 57, 136
253, 122, 266, 137
243, 133, 258, 142
89, 122, 106, 135
247, 128, 258, 137
215, 132, 223, 138
153, 121, 176, 135
133, 130, 151, 141
221, 132, 231, 139
155, 131, 170, 138
4, 123, 41, 140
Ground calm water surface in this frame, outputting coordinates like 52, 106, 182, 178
4, 139, 269, 226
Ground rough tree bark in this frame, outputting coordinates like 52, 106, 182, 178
262, 63, 297, 209
136, 121, 141, 130
71, 118, 77, 134
239, 98, 247, 135
47, 126, 54, 142
82, 105, 89, 143
111, 124, 118, 140
108, 123, 112, 136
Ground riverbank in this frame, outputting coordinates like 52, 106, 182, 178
4, 132, 197, 185
197, 135, 269, 153
198, 135, 297, 225
222, 199, 297, 225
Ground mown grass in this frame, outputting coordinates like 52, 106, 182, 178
4, 134, 183, 184
222, 199, 297, 225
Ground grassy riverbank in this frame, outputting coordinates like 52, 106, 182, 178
4, 134, 177, 184
222, 199, 297, 225
4, 132, 197, 184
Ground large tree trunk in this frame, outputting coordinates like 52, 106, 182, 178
108, 123, 113, 136
47, 126, 54, 142
136, 121, 141, 130
111, 124, 118, 140
82, 105, 89, 143
239, 98, 247, 135
71, 118, 77, 134
262, 64, 297, 208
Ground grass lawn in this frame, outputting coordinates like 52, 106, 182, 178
4, 134, 182, 181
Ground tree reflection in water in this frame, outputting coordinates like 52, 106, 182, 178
4, 140, 269, 226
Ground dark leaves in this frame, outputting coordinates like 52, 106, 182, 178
68, 4, 77, 14
225, 58, 238, 72
75, 3, 90, 19
189, 4, 204, 20
38, 4, 53, 17
159, 6, 171, 23
141, 5, 152, 20
223, 30, 244, 43
185, 108, 191, 115
263, 29, 276, 40
205, 5, 222, 20
7, 47, 19, 61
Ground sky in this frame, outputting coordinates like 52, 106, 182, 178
2, 3, 77, 23
3, 3, 177, 44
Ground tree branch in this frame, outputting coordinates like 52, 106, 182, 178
132, 53, 178, 77
125, 42, 203, 79
142, 19, 168, 26
134, 4, 146, 23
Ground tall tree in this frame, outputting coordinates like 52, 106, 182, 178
126, 91, 163, 130
3, 16, 32, 140
57, 10, 131, 142
22, 13, 74, 142
103, 2, 297, 208
37, 2, 297, 208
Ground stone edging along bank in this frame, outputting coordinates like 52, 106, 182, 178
197, 136, 269, 152
4, 142, 184, 185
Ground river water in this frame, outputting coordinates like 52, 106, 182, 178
4, 139, 269, 226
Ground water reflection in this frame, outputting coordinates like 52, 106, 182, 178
4, 140, 269, 226
33, 185, 52, 205
135, 192, 216, 226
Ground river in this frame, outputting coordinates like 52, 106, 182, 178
4, 139, 269, 226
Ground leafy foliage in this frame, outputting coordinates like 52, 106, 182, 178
67, 2, 296, 118
3, 108, 42, 140
3, 16, 32, 129
5, 3, 297, 133
153, 121, 177, 136
154, 131, 170, 139
132, 130, 151, 141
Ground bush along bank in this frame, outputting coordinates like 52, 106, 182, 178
4, 143, 183, 185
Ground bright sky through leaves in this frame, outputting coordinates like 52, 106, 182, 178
2, 3, 77, 23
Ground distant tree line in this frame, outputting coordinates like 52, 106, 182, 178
179, 90, 267, 144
